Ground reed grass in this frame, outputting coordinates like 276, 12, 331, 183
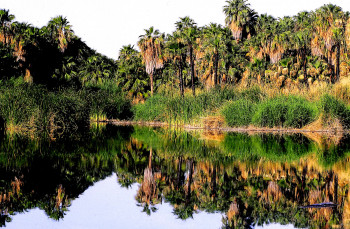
252, 96, 318, 128
0, 77, 132, 136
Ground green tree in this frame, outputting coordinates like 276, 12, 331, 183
223, 0, 257, 40
44, 16, 74, 52
201, 23, 227, 86
117, 45, 148, 98
175, 17, 199, 96
312, 4, 345, 82
165, 33, 187, 97
0, 9, 15, 44
138, 27, 164, 96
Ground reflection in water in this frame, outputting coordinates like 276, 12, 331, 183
0, 125, 350, 228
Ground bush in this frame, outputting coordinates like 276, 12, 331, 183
319, 94, 350, 128
253, 96, 317, 128
42, 90, 90, 131
133, 95, 168, 121
221, 99, 256, 127
0, 80, 43, 129
84, 88, 132, 120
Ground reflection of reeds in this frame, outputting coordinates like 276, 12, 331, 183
11, 177, 23, 195
344, 191, 350, 226
227, 201, 239, 220
55, 185, 65, 209
309, 189, 322, 205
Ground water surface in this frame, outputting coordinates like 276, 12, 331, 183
0, 125, 349, 228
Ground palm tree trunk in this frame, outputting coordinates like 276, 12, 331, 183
211, 165, 217, 198
176, 157, 183, 190
150, 73, 154, 96
303, 46, 307, 75
148, 147, 153, 169
328, 50, 335, 83
179, 62, 184, 97
214, 50, 218, 86
334, 174, 338, 204
186, 159, 194, 205
336, 43, 340, 82
189, 45, 195, 96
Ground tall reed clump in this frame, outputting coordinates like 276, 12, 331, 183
0, 78, 133, 136
133, 87, 239, 123
220, 86, 266, 127
132, 95, 168, 121
0, 78, 43, 133
319, 94, 350, 129
221, 99, 256, 127
133, 86, 267, 124
252, 96, 318, 128
42, 89, 90, 133
84, 86, 132, 122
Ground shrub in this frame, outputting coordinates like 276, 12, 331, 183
319, 94, 350, 128
83, 87, 132, 121
253, 96, 317, 128
132, 95, 168, 121
42, 90, 89, 131
221, 99, 256, 127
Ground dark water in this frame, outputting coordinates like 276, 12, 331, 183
0, 125, 350, 228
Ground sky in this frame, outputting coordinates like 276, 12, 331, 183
1, 0, 349, 60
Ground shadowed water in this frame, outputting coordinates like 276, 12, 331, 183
0, 125, 350, 228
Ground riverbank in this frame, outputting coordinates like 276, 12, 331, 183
131, 81, 350, 133
107, 119, 347, 134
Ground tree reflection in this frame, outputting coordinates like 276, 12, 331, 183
0, 126, 350, 228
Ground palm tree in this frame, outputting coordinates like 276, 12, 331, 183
165, 33, 186, 97
44, 16, 74, 52
138, 27, 164, 96
175, 17, 198, 96
202, 23, 227, 86
117, 45, 148, 98
0, 9, 15, 44
9, 22, 33, 82
293, 11, 313, 74
312, 4, 345, 82
346, 18, 350, 52
250, 14, 276, 64
223, 0, 257, 40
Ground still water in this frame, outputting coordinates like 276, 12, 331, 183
0, 125, 349, 228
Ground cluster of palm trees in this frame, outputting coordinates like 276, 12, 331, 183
130, 0, 350, 98
0, 9, 117, 87
1, 1, 350, 98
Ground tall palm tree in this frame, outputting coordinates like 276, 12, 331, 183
202, 23, 227, 86
223, 0, 257, 40
175, 17, 198, 96
138, 27, 164, 96
346, 18, 350, 52
312, 4, 345, 82
0, 9, 15, 44
293, 11, 313, 74
117, 45, 148, 98
45, 16, 74, 52
165, 33, 186, 97
248, 14, 276, 64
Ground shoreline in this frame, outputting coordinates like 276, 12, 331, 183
102, 120, 348, 135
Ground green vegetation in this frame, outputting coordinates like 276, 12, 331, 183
221, 99, 256, 127
0, 126, 349, 228
319, 94, 350, 128
0, 78, 131, 136
252, 96, 318, 128
133, 87, 237, 123
1, 1, 350, 133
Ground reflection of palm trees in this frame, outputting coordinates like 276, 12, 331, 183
136, 147, 162, 214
